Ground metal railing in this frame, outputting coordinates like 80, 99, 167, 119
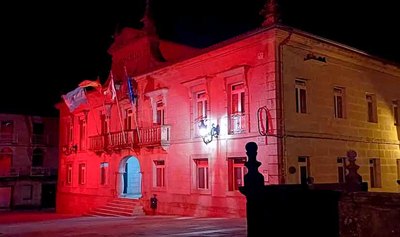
89, 125, 171, 151
229, 113, 247, 134
0, 167, 57, 177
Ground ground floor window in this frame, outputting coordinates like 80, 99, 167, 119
66, 164, 72, 185
153, 160, 165, 187
100, 162, 108, 185
78, 163, 86, 185
194, 159, 209, 190
228, 157, 247, 191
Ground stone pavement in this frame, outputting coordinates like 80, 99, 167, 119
0, 213, 247, 236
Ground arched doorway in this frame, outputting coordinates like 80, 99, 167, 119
118, 156, 142, 199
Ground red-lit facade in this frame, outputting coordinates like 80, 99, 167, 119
56, 24, 400, 217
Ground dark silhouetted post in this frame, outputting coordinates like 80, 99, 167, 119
345, 150, 364, 192
239, 142, 264, 237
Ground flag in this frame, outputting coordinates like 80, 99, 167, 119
103, 75, 116, 102
79, 78, 101, 88
62, 87, 87, 112
127, 77, 136, 103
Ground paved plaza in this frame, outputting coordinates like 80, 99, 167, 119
0, 212, 247, 237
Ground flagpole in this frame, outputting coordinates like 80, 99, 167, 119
83, 88, 101, 136
110, 72, 127, 144
124, 66, 141, 144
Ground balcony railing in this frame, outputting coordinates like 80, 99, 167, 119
229, 113, 247, 134
0, 167, 57, 177
0, 133, 18, 144
89, 125, 171, 152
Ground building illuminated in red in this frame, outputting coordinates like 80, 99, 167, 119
56, 3, 400, 217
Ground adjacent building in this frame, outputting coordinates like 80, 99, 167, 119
56, 4, 400, 217
0, 114, 59, 209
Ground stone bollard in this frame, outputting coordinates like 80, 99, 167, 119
239, 142, 264, 237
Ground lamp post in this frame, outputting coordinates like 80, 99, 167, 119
198, 119, 220, 145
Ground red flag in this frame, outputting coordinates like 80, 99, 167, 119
103, 74, 116, 102
79, 78, 101, 88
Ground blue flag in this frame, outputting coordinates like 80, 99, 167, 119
62, 87, 87, 112
127, 77, 136, 103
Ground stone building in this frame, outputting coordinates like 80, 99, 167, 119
0, 114, 59, 209
56, 2, 400, 217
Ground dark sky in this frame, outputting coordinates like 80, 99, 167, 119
2, 0, 399, 117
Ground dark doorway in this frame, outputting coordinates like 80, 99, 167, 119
41, 183, 56, 208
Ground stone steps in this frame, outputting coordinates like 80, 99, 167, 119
85, 198, 145, 217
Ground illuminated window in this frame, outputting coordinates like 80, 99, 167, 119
0, 147, 12, 175
298, 156, 310, 185
337, 157, 347, 183
229, 83, 246, 134
393, 100, 399, 126
334, 87, 345, 118
153, 160, 165, 188
78, 163, 86, 185
100, 162, 108, 185
369, 158, 381, 188
295, 80, 307, 114
366, 94, 377, 123
66, 164, 72, 185
79, 117, 87, 151
228, 157, 247, 191
195, 159, 209, 190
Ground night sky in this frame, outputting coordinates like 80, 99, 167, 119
2, 0, 399, 117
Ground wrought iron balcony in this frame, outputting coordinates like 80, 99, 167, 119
229, 113, 247, 134
89, 125, 171, 152
0, 167, 57, 178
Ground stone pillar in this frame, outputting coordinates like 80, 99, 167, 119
239, 142, 265, 237
345, 150, 364, 192
117, 172, 125, 197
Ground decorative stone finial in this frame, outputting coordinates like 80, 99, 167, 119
345, 150, 363, 191
244, 142, 264, 188
260, 0, 280, 27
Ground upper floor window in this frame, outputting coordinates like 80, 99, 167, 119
366, 94, 377, 123
100, 112, 109, 134
228, 157, 247, 191
196, 91, 208, 120
393, 100, 399, 126
0, 147, 12, 175
156, 100, 165, 125
79, 117, 87, 151
334, 87, 345, 118
145, 88, 168, 126
295, 80, 307, 114
125, 109, 133, 130
32, 148, 44, 167
229, 83, 246, 134
0, 121, 14, 142
66, 117, 74, 144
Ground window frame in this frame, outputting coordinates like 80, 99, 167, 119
295, 80, 307, 114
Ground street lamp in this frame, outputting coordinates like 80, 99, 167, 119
198, 119, 220, 145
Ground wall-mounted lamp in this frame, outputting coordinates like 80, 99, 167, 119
198, 119, 220, 145
62, 144, 78, 155
304, 53, 326, 63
